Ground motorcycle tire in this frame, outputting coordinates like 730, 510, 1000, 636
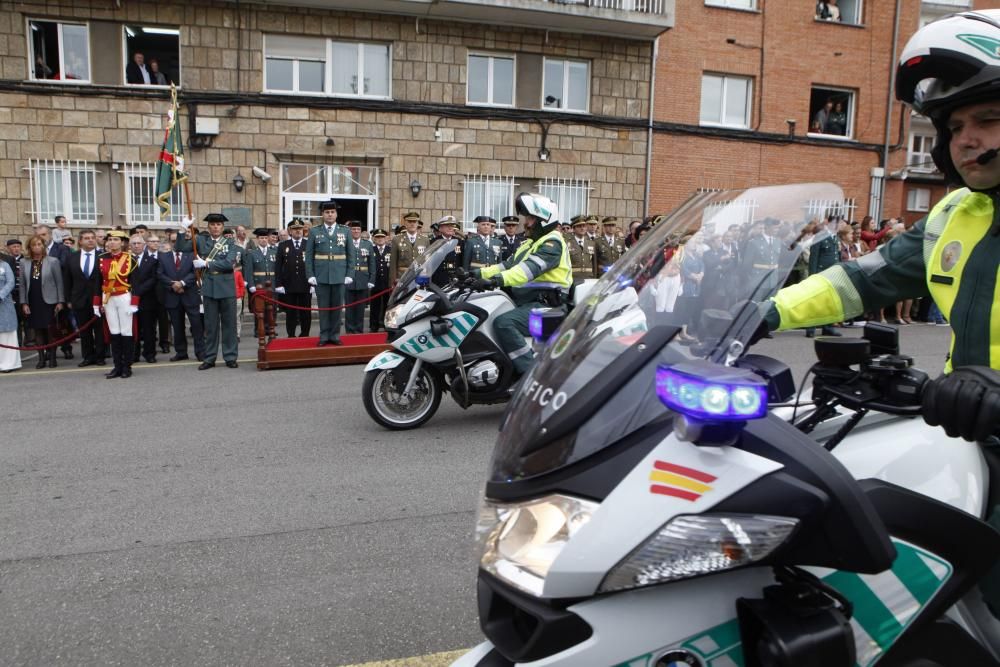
362, 366, 443, 430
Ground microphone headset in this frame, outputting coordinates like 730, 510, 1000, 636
976, 148, 1000, 165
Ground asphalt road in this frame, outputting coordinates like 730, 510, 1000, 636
0, 323, 952, 666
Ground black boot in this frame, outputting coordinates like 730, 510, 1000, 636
120, 337, 134, 379
105, 335, 123, 379
47, 348, 57, 368
35, 351, 46, 369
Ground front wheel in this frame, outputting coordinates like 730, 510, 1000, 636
362, 365, 442, 430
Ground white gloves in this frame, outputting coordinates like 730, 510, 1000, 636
127, 305, 139, 314
249, 286, 256, 293
307, 277, 317, 286
181, 217, 194, 230
193, 258, 207, 269
367, 282, 374, 289
309, 287, 315, 296
344, 277, 354, 286
93, 306, 102, 318
275, 286, 286, 294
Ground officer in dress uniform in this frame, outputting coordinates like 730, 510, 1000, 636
389, 211, 428, 284
586, 214, 600, 241
596, 216, 626, 274
177, 213, 241, 369
244, 228, 278, 339
431, 216, 463, 286
274, 218, 312, 338
463, 215, 502, 271
369, 230, 392, 332
305, 200, 356, 346
499, 216, 524, 261
224, 227, 248, 342
567, 216, 598, 281
345, 221, 376, 334
94, 229, 138, 379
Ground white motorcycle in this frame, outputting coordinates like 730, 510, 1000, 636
362, 238, 595, 430
453, 184, 1000, 667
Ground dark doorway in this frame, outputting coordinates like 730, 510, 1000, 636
335, 199, 372, 232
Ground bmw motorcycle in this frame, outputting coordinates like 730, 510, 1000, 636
453, 183, 1000, 667
362, 238, 595, 430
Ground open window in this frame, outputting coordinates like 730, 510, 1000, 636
29, 20, 90, 82
808, 86, 855, 139
815, 0, 862, 25
123, 25, 180, 86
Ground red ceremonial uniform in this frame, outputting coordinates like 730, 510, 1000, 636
94, 252, 138, 306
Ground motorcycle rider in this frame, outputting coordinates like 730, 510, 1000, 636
764, 9, 1000, 613
471, 193, 573, 376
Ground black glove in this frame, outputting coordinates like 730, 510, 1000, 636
472, 276, 498, 291
455, 267, 469, 281
922, 366, 1000, 442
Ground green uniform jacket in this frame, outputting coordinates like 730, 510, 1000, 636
176, 231, 239, 300
389, 233, 430, 284
305, 223, 355, 285
347, 239, 377, 287
567, 235, 598, 280
481, 222, 572, 304
768, 188, 1000, 371
463, 235, 504, 271
596, 235, 625, 274
244, 245, 277, 289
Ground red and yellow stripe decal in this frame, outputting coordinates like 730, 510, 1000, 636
648, 460, 716, 501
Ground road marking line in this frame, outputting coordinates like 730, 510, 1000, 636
339, 649, 467, 667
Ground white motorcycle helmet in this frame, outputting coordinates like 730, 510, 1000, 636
514, 192, 559, 225
896, 10, 1000, 185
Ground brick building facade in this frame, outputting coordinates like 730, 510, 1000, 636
0, 0, 670, 239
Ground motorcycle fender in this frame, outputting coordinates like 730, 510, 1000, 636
365, 350, 406, 372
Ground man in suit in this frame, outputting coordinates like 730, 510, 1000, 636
63, 230, 105, 367
35, 223, 74, 358
3, 239, 25, 345
244, 228, 277, 339
145, 234, 172, 354
499, 216, 523, 262
463, 215, 502, 271
305, 200, 356, 346
567, 216, 598, 281
177, 213, 240, 369
345, 221, 376, 334
126, 51, 151, 85
157, 241, 205, 362
389, 212, 428, 284
275, 218, 312, 338
369, 229, 391, 333
129, 234, 162, 363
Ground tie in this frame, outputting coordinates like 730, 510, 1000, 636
294, 241, 300, 250
175, 253, 181, 270
83, 252, 91, 277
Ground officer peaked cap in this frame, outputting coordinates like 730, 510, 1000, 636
501, 216, 519, 224
253, 228, 269, 237
319, 200, 340, 212
287, 218, 305, 229
107, 230, 129, 240
6, 239, 21, 246
372, 229, 388, 238
203, 213, 229, 223
473, 215, 497, 225
571, 217, 588, 227
436, 215, 459, 227
403, 211, 420, 221
602, 216, 619, 225
347, 220, 363, 228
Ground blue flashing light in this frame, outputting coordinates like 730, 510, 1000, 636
415, 275, 430, 287
529, 310, 544, 341
656, 365, 767, 422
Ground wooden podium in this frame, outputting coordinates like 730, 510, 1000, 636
251, 288, 391, 370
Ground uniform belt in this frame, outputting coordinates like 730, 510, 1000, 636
314, 254, 346, 260
106, 289, 130, 297
208, 270, 233, 275
252, 272, 271, 276
470, 262, 487, 268
752, 263, 778, 270
355, 267, 368, 271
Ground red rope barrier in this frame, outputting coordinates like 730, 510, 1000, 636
251, 287, 394, 312
0, 314, 101, 351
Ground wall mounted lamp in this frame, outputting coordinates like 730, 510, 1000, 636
232, 173, 246, 193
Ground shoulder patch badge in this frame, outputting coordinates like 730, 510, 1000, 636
940, 240, 962, 273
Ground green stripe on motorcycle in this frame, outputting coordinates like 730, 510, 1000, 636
452, 317, 469, 334
891, 543, 947, 605
823, 571, 902, 649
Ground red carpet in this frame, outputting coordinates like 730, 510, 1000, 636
266, 333, 388, 351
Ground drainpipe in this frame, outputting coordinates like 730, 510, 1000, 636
877, 0, 903, 221
644, 35, 659, 217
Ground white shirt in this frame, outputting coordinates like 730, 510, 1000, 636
605, 236, 615, 245
139, 64, 150, 84
407, 235, 416, 243
80, 250, 95, 275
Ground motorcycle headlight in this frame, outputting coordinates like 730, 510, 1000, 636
384, 304, 402, 329
598, 513, 798, 593
476, 494, 598, 597
403, 300, 433, 325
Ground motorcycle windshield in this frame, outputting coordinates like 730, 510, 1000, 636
490, 183, 846, 483
388, 238, 459, 306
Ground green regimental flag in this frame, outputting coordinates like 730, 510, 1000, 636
155, 85, 187, 220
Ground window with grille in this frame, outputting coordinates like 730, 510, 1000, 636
120, 162, 185, 225
28, 160, 99, 225
804, 198, 857, 223
463, 176, 515, 232
538, 178, 590, 223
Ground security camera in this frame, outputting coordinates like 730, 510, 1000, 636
252, 166, 272, 182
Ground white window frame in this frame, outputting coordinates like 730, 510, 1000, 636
538, 178, 591, 223
699, 73, 752, 129
705, 0, 757, 9
121, 25, 182, 88
466, 52, 516, 108
118, 162, 186, 227
807, 86, 857, 141
27, 159, 100, 225
27, 19, 91, 84
542, 58, 590, 114
908, 132, 936, 173
907, 187, 931, 213
462, 175, 515, 233
262, 36, 392, 99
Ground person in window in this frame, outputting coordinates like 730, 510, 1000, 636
126, 51, 151, 85
812, 99, 833, 134
148, 58, 169, 86
827, 100, 848, 136
34, 56, 53, 80
815, 0, 840, 21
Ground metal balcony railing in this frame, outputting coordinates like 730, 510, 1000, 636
547, 0, 669, 17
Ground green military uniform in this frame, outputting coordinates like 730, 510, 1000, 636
176, 219, 240, 366
567, 217, 598, 281
389, 220, 430, 284
305, 203, 356, 345
740, 222, 787, 298
244, 228, 278, 338
596, 216, 625, 275
463, 232, 503, 271
479, 221, 573, 374
345, 225, 377, 334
